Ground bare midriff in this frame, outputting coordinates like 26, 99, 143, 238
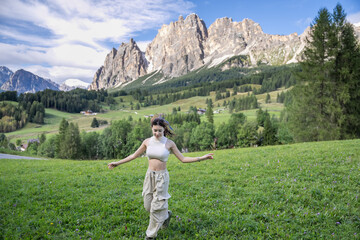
148, 159, 167, 171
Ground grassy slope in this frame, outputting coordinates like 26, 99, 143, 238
4, 86, 286, 142
1, 139, 359, 239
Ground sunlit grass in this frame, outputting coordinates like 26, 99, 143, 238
1, 139, 359, 239
4, 88, 286, 144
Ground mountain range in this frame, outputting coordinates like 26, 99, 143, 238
0, 69, 59, 93
89, 14, 360, 91
89, 14, 309, 90
0, 68, 89, 93
1, 14, 359, 94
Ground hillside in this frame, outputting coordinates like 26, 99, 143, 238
4, 84, 286, 142
1, 139, 359, 239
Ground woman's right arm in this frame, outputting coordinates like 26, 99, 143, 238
107, 139, 148, 169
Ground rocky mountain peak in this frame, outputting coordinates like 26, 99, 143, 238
89, 39, 147, 90
89, 14, 360, 91
145, 13, 207, 77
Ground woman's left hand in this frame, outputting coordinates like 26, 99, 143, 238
203, 153, 214, 160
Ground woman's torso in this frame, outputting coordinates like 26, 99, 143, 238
146, 136, 171, 171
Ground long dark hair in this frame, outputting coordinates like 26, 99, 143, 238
151, 117, 174, 137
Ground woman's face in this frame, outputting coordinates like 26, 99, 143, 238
152, 125, 164, 138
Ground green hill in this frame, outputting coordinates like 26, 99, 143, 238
1, 139, 359, 239
4, 86, 286, 143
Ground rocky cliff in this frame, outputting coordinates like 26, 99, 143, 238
1, 69, 59, 93
88, 39, 147, 90
146, 14, 208, 77
89, 14, 358, 90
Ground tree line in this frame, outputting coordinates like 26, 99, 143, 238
21, 108, 289, 160
17, 88, 109, 113
0, 101, 44, 133
0, 88, 110, 114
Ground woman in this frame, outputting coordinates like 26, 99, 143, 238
108, 117, 214, 239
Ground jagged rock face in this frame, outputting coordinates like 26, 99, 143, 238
204, 18, 258, 66
89, 39, 147, 90
0, 69, 59, 93
146, 14, 208, 77
0, 66, 13, 86
205, 17, 307, 66
89, 14, 360, 90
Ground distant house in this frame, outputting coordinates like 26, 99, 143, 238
81, 110, 97, 115
214, 109, 224, 114
197, 108, 206, 115
20, 139, 40, 151
20, 144, 27, 152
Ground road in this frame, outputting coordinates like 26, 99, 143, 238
0, 153, 45, 160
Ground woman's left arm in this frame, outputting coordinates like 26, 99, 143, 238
170, 140, 213, 163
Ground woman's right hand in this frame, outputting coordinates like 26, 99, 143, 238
107, 162, 118, 170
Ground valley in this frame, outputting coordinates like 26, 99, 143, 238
4, 86, 286, 142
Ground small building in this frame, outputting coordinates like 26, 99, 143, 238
197, 108, 206, 115
20, 139, 40, 151
81, 110, 97, 115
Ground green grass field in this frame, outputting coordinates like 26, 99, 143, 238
1, 139, 359, 239
4, 88, 285, 144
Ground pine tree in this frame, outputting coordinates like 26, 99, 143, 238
289, 8, 341, 141
56, 118, 69, 158
135, 103, 140, 110
63, 123, 81, 159
287, 5, 360, 141
263, 116, 277, 145
206, 102, 214, 124
331, 4, 360, 138
91, 118, 99, 128
39, 133, 46, 144
265, 93, 271, 103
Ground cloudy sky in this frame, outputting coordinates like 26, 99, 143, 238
0, 0, 359, 85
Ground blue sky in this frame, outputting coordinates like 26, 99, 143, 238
0, 0, 359, 84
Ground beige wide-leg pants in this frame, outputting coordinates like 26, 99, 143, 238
142, 169, 171, 238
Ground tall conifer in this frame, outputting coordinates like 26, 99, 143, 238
288, 4, 360, 141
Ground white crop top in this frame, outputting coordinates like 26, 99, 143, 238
146, 136, 170, 162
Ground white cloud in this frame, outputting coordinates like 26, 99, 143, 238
137, 41, 152, 52
296, 17, 313, 28
348, 12, 360, 25
0, 0, 195, 83
0, 42, 108, 83
23, 65, 97, 84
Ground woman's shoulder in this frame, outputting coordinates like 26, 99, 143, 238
166, 138, 175, 147
143, 137, 152, 145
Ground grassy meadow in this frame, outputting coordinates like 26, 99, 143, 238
1, 139, 359, 239
4, 87, 285, 143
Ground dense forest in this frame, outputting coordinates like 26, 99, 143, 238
18, 88, 110, 113
0, 88, 111, 114
0, 101, 45, 132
